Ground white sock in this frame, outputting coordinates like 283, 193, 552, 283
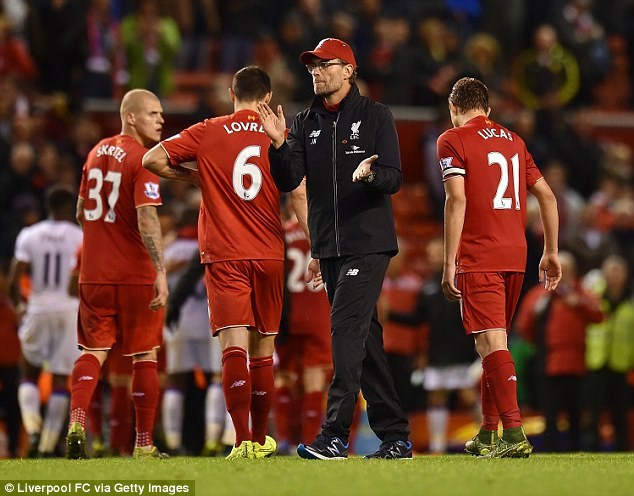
161, 389, 184, 450
18, 382, 42, 435
205, 383, 225, 444
220, 410, 236, 447
428, 406, 449, 454
39, 392, 69, 453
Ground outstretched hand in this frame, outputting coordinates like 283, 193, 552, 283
352, 155, 379, 182
257, 102, 286, 148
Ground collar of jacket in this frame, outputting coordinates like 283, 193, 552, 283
309, 83, 360, 115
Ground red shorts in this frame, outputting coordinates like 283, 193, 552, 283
277, 332, 333, 369
78, 284, 164, 355
204, 260, 284, 336
457, 272, 524, 334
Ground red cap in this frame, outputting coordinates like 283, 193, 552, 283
300, 38, 357, 68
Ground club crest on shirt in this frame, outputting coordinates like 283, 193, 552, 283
439, 157, 453, 171
144, 181, 160, 200
350, 121, 361, 140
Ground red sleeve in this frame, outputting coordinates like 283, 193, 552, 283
133, 149, 162, 207
160, 120, 207, 166
437, 130, 466, 181
524, 146, 542, 189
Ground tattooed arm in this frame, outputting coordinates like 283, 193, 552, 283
137, 205, 168, 310
142, 144, 200, 187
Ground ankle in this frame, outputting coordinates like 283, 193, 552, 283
502, 426, 526, 443
477, 429, 498, 444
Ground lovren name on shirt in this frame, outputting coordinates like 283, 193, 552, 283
223, 121, 265, 135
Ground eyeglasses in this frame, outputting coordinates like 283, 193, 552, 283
306, 61, 347, 74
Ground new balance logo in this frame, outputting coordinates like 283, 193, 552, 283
230, 380, 247, 389
78, 375, 94, 382
308, 130, 321, 138
508, 375, 517, 382
132, 392, 145, 397
252, 390, 267, 396
346, 269, 359, 276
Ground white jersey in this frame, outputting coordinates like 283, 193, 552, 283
14, 219, 83, 313
164, 237, 210, 339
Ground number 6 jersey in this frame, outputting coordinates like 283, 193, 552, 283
159, 109, 284, 263
437, 115, 543, 273
78, 134, 162, 284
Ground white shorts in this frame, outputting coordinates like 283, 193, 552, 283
19, 308, 80, 375
164, 331, 221, 375
423, 362, 480, 391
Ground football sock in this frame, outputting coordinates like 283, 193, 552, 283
110, 383, 133, 454
222, 347, 251, 445
503, 426, 527, 443
39, 390, 69, 453
274, 385, 292, 444
205, 382, 225, 444
17, 381, 42, 435
132, 360, 159, 448
162, 388, 184, 450
302, 391, 324, 443
87, 381, 104, 439
69, 353, 102, 429
480, 372, 499, 431
482, 350, 522, 429
249, 355, 274, 445
427, 406, 449, 454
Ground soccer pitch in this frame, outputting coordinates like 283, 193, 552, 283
1, 454, 634, 496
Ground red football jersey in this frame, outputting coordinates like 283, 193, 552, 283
437, 115, 543, 273
79, 134, 162, 284
160, 109, 284, 263
284, 220, 331, 336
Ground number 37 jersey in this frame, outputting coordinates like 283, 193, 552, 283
437, 115, 543, 273
160, 109, 284, 263
79, 134, 162, 284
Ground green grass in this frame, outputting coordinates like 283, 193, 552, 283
1, 454, 634, 496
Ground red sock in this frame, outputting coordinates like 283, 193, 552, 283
274, 385, 292, 444
481, 372, 499, 431
302, 391, 324, 442
222, 347, 251, 445
132, 361, 159, 448
69, 354, 102, 429
482, 350, 522, 429
87, 381, 104, 438
109, 384, 134, 455
249, 355, 274, 445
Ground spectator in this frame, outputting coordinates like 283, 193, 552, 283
121, 0, 181, 97
582, 254, 634, 451
515, 251, 603, 452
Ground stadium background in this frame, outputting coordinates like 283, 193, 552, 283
0, 0, 633, 456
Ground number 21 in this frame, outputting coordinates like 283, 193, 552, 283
488, 151, 520, 210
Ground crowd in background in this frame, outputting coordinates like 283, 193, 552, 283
0, 0, 634, 455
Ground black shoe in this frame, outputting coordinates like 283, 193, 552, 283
364, 440, 413, 459
27, 433, 41, 458
297, 433, 349, 460
66, 422, 88, 459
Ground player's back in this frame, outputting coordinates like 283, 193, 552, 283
79, 134, 161, 284
438, 115, 542, 273
195, 110, 284, 262
14, 219, 83, 312
284, 220, 330, 335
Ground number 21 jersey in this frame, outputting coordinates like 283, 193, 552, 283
79, 134, 162, 284
160, 109, 284, 263
437, 115, 543, 273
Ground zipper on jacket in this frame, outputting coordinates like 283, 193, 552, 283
332, 116, 341, 256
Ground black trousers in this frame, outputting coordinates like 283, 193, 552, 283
320, 253, 410, 444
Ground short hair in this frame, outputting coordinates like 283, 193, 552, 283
232, 66, 271, 102
448, 77, 489, 113
45, 185, 75, 213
